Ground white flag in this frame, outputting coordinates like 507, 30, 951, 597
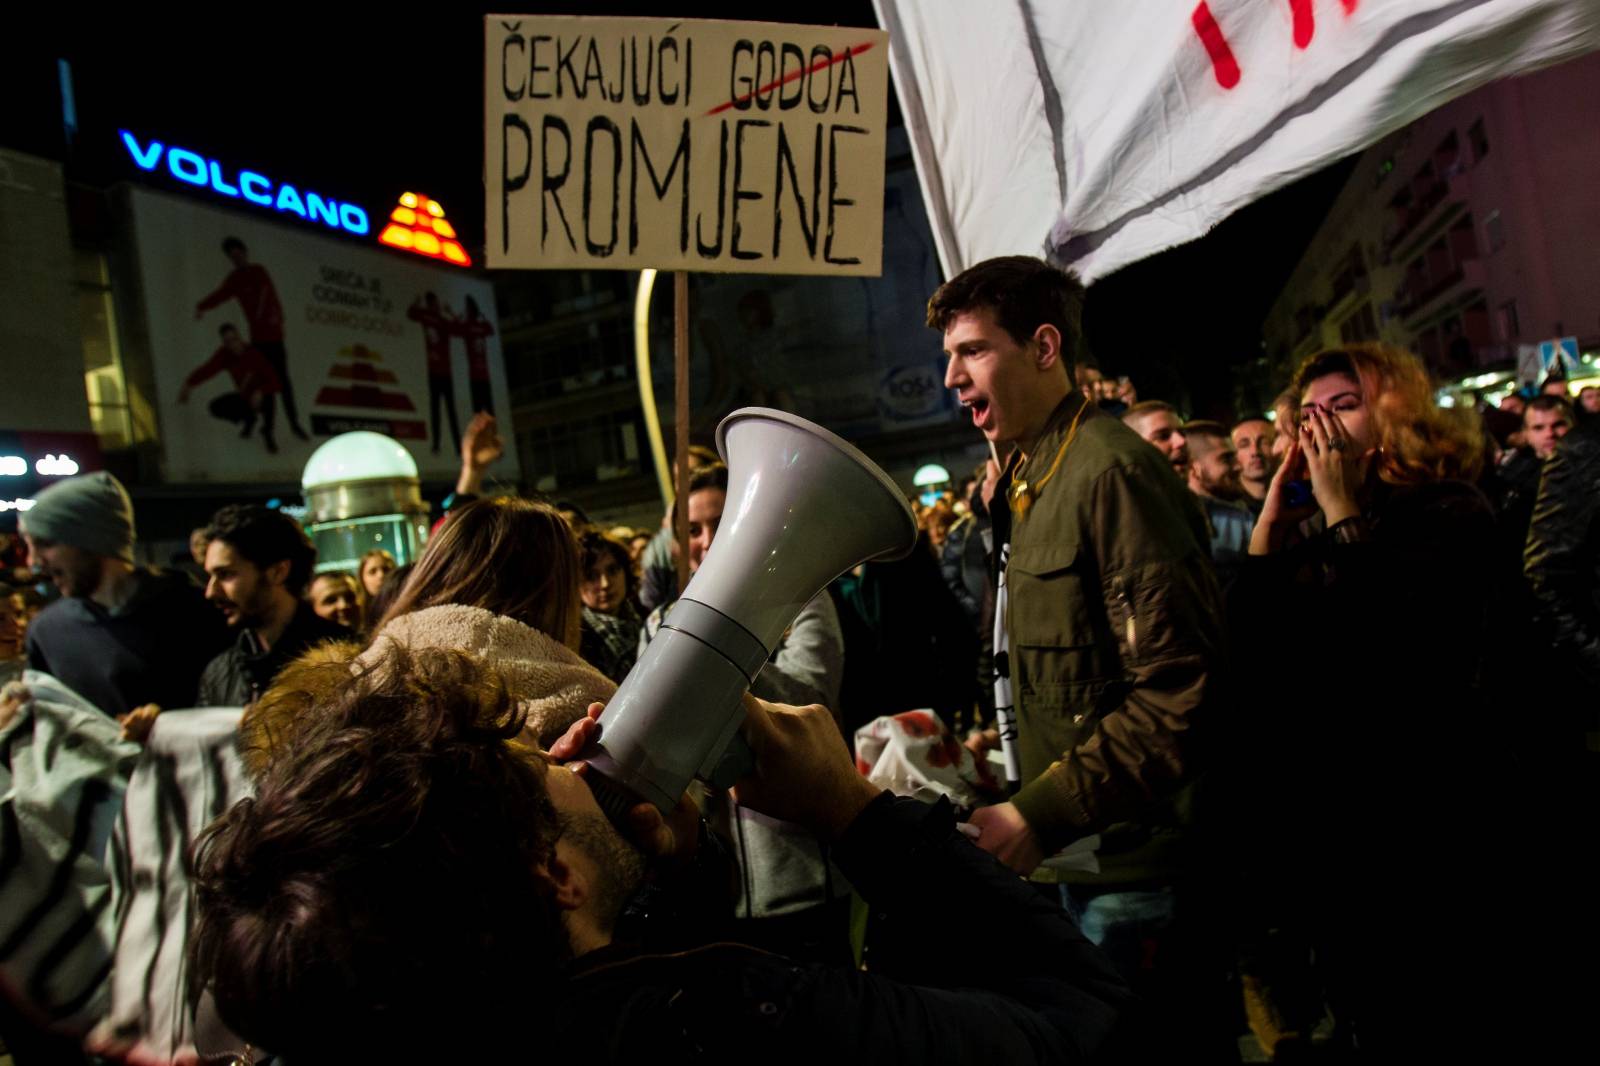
875, 0, 1600, 281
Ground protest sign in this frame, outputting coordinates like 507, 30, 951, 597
486, 16, 889, 276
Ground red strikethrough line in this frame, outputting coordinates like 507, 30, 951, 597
705, 41, 876, 117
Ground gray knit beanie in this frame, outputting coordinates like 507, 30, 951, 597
20, 471, 136, 564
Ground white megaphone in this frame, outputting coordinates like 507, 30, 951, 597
581, 408, 918, 817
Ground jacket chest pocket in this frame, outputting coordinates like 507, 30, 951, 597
1007, 539, 1109, 698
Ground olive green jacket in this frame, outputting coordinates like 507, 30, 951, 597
1004, 394, 1224, 858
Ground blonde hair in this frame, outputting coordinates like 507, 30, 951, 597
1277, 343, 1484, 486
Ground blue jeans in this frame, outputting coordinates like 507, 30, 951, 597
1059, 885, 1177, 979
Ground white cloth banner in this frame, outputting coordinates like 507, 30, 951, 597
875, 0, 1600, 281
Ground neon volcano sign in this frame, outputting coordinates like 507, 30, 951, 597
119, 130, 370, 236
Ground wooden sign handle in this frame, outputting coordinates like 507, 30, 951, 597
673, 271, 691, 596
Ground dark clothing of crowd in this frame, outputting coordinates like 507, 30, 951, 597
831, 533, 978, 737
1525, 416, 1600, 701
198, 601, 349, 707
493, 795, 1132, 1064
25, 568, 229, 717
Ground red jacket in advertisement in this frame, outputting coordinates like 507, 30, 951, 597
408, 304, 455, 378
196, 265, 286, 343
184, 344, 283, 399
453, 317, 494, 382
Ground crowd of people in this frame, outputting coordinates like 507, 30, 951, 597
1, 255, 1596, 1063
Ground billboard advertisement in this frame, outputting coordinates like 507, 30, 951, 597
125, 187, 518, 484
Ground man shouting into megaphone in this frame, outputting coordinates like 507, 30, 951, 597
187, 644, 1133, 1063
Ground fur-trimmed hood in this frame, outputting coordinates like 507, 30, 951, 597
360, 604, 616, 746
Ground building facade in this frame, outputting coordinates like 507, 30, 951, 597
1, 138, 516, 566
1263, 52, 1600, 400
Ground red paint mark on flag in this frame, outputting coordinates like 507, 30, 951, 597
705, 41, 875, 117
1341, 0, 1360, 14
1289, 0, 1316, 48
1191, 2, 1241, 89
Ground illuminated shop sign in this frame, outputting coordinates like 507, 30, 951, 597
377, 193, 471, 266
119, 130, 370, 236
0, 453, 80, 477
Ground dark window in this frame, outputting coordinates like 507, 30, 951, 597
1435, 130, 1463, 177
1484, 210, 1506, 253
518, 410, 645, 493
1449, 214, 1478, 262
1498, 299, 1520, 342
1339, 303, 1379, 345
1469, 118, 1489, 162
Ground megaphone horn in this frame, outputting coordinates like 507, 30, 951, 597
582, 408, 918, 817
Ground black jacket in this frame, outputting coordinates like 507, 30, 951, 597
24, 569, 230, 717
555, 794, 1131, 1064
1524, 422, 1600, 688
198, 602, 348, 706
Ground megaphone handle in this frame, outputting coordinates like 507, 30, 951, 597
704, 731, 756, 790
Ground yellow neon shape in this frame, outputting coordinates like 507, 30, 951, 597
443, 242, 469, 265
426, 200, 444, 218
379, 223, 414, 249
399, 192, 418, 208
391, 206, 417, 226
414, 231, 442, 254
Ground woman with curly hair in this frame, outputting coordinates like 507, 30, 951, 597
1227, 343, 1535, 1059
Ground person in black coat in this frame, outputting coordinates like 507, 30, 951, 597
20, 472, 229, 719
188, 645, 1133, 1064
1524, 413, 1600, 715
832, 530, 979, 739
196, 505, 346, 707
1229, 343, 1562, 1060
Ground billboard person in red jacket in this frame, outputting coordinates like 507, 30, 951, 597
408, 292, 462, 454
179, 324, 284, 453
195, 237, 308, 441
452, 295, 496, 415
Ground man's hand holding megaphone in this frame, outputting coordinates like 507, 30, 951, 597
551, 694, 884, 855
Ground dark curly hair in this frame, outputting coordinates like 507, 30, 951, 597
204, 504, 317, 596
190, 646, 569, 1060
925, 255, 1086, 368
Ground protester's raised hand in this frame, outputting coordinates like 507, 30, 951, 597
454, 412, 504, 497
460, 412, 504, 473
732, 693, 882, 841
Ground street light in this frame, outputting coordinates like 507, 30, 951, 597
301, 431, 431, 574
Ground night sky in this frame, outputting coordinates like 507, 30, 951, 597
14, 4, 1352, 420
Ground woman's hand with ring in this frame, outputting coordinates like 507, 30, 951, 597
1300, 408, 1367, 526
